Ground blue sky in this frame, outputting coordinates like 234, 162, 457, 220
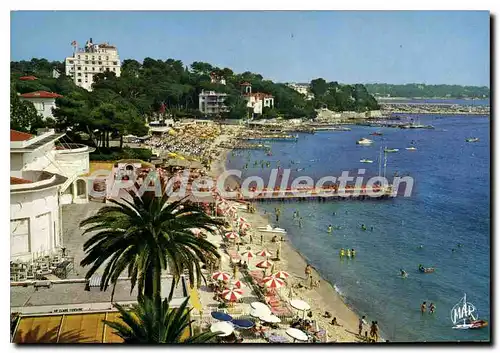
10, 11, 490, 86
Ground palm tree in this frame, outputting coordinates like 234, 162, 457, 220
80, 189, 222, 303
103, 295, 220, 343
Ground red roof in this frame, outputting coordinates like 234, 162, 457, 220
19, 76, 38, 81
240, 82, 251, 86
10, 177, 32, 185
10, 130, 34, 142
19, 91, 63, 99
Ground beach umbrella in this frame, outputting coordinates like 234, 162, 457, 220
273, 271, 290, 280
225, 231, 239, 240
250, 308, 270, 319
210, 322, 234, 337
221, 288, 243, 302
256, 259, 273, 269
289, 299, 311, 319
286, 328, 309, 342
257, 249, 272, 258
211, 311, 233, 322
259, 314, 281, 323
251, 302, 271, 313
231, 319, 254, 329
232, 280, 246, 289
262, 276, 285, 289
212, 271, 231, 282
240, 250, 255, 262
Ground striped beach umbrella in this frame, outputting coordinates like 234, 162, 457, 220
240, 250, 255, 260
212, 271, 231, 282
225, 232, 239, 240
221, 288, 243, 302
273, 271, 290, 280
232, 280, 246, 289
257, 249, 272, 258
256, 260, 273, 269
262, 276, 285, 289
240, 222, 251, 230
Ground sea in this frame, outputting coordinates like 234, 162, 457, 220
225, 113, 490, 342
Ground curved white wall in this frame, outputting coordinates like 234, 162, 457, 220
10, 186, 61, 261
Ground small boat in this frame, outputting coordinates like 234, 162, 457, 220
356, 138, 373, 145
370, 132, 383, 136
384, 148, 399, 153
405, 147, 417, 151
453, 320, 488, 330
418, 265, 435, 273
466, 137, 480, 143
257, 225, 287, 234
360, 159, 374, 163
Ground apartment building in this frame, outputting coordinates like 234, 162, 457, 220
198, 90, 229, 115
65, 38, 121, 91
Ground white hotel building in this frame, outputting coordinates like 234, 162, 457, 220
65, 38, 121, 91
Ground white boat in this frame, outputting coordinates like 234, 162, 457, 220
384, 148, 399, 153
356, 138, 373, 145
257, 225, 287, 234
466, 137, 480, 143
405, 147, 417, 151
360, 159, 373, 163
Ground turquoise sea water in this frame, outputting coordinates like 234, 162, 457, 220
225, 114, 490, 342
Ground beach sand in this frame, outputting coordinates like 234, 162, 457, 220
208, 135, 369, 343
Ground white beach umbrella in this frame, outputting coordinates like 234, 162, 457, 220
210, 321, 234, 337
259, 314, 281, 323
289, 299, 311, 319
250, 302, 271, 313
286, 328, 309, 342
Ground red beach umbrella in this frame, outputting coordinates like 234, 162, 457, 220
212, 271, 231, 282
225, 232, 239, 240
232, 280, 246, 289
256, 260, 273, 269
241, 250, 255, 261
221, 288, 243, 302
262, 276, 285, 289
257, 249, 272, 258
273, 271, 290, 280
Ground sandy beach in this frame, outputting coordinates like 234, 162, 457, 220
208, 133, 369, 343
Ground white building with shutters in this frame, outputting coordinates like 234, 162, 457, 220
65, 38, 121, 91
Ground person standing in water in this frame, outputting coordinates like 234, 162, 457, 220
327, 224, 332, 234
298, 217, 303, 228
358, 316, 366, 336
421, 301, 427, 314
429, 303, 436, 314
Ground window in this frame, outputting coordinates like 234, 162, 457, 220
77, 55, 81, 59
78, 79, 82, 82
85, 67, 87, 71
106, 56, 109, 60
98, 56, 101, 60
92, 61, 95, 64
11, 218, 30, 255
77, 66, 81, 71
85, 55, 88, 59
77, 73, 81, 76
85, 61, 89, 64
92, 56, 95, 60
68, 60, 73, 64
113, 61, 118, 65
98, 61, 102, 65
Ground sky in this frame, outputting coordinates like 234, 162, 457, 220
10, 11, 490, 86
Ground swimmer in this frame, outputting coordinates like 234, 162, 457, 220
351, 248, 356, 257
457, 243, 463, 247
339, 248, 345, 257
361, 224, 367, 231
327, 225, 333, 234
347, 249, 352, 257
400, 269, 408, 278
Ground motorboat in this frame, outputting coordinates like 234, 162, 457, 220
370, 132, 383, 136
418, 265, 435, 273
257, 225, 287, 234
356, 138, 373, 145
360, 159, 374, 163
466, 137, 480, 143
384, 148, 399, 153
405, 147, 417, 151
453, 320, 488, 330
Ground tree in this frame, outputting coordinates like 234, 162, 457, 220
310, 78, 328, 98
103, 296, 220, 343
10, 88, 44, 133
223, 94, 249, 119
79, 190, 223, 306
